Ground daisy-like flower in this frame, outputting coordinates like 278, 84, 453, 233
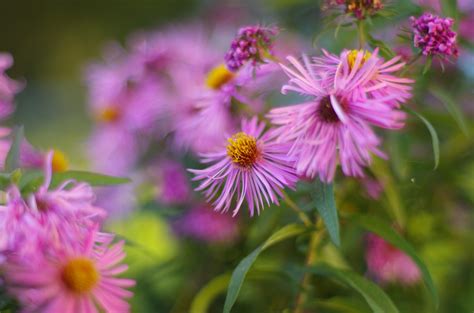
366, 233, 421, 285
4, 229, 135, 313
0, 53, 23, 120
410, 13, 459, 57
268, 54, 408, 182
190, 117, 298, 216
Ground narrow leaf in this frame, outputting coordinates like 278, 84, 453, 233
51, 170, 130, 188
307, 264, 399, 313
422, 56, 432, 75
406, 107, 440, 169
354, 215, 438, 308
5, 126, 24, 172
312, 179, 340, 246
430, 87, 469, 136
223, 224, 307, 313
191, 274, 230, 313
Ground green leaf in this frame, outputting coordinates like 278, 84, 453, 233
430, 87, 469, 137
440, 0, 458, 21
50, 170, 130, 188
312, 179, 340, 246
354, 215, 439, 308
223, 224, 307, 313
367, 34, 396, 59
406, 107, 440, 169
4, 126, 24, 172
191, 274, 230, 313
422, 56, 432, 75
18, 170, 43, 193
307, 264, 399, 313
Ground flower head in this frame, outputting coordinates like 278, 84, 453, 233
324, 0, 383, 19
0, 53, 23, 120
4, 230, 135, 313
268, 54, 409, 182
190, 117, 298, 216
366, 233, 421, 285
225, 25, 279, 71
411, 13, 459, 57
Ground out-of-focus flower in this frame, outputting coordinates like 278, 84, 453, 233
0, 53, 23, 120
153, 159, 190, 205
173, 205, 239, 243
268, 54, 408, 182
4, 230, 135, 313
190, 117, 298, 216
361, 177, 384, 199
366, 233, 421, 285
324, 0, 383, 20
225, 25, 279, 71
410, 13, 459, 57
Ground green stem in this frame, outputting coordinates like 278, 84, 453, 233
282, 190, 312, 227
356, 21, 366, 49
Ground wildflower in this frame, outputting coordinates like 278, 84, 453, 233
366, 233, 421, 285
173, 205, 239, 243
4, 230, 135, 313
190, 117, 298, 216
0, 53, 23, 120
225, 25, 278, 71
268, 54, 407, 182
410, 13, 459, 57
324, 0, 383, 19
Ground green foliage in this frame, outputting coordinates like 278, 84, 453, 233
50, 170, 130, 187
4, 126, 24, 173
312, 179, 340, 246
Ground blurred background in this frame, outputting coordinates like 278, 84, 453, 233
1, 0, 473, 312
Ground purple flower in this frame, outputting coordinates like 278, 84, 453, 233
268, 54, 408, 182
173, 205, 239, 243
324, 0, 383, 20
411, 13, 459, 57
190, 117, 298, 216
366, 233, 421, 285
152, 159, 190, 205
0, 53, 23, 120
225, 25, 278, 71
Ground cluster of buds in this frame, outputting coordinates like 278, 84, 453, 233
324, 0, 383, 19
224, 25, 278, 72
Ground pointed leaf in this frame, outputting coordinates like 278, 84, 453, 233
354, 215, 438, 308
191, 274, 231, 313
223, 224, 307, 313
312, 179, 340, 246
422, 56, 432, 75
406, 107, 440, 169
307, 264, 399, 313
51, 170, 130, 187
430, 87, 469, 136
5, 126, 24, 172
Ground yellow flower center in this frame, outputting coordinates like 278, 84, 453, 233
205, 64, 235, 90
347, 49, 372, 69
226, 132, 260, 168
97, 106, 121, 123
52, 149, 68, 173
61, 257, 99, 294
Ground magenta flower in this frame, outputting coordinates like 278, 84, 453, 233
173, 205, 239, 243
4, 230, 135, 313
190, 117, 298, 216
366, 233, 421, 285
152, 159, 190, 205
225, 25, 279, 71
268, 54, 408, 182
411, 13, 459, 57
0, 53, 23, 120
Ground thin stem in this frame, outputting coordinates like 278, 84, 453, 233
356, 20, 366, 49
282, 190, 312, 227
293, 221, 324, 313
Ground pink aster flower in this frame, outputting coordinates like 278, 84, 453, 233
4, 229, 135, 313
366, 233, 421, 285
173, 204, 239, 243
0, 53, 23, 120
268, 54, 408, 182
225, 25, 279, 71
410, 13, 459, 57
190, 117, 298, 216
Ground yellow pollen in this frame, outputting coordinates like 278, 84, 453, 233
52, 149, 68, 173
61, 257, 99, 294
205, 64, 235, 90
226, 132, 259, 168
347, 50, 372, 69
97, 106, 120, 123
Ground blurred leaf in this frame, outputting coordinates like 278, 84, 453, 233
51, 170, 130, 187
311, 296, 371, 313
440, 0, 458, 20
5, 126, 24, 172
312, 179, 340, 246
430, 87, 469, 137
191, 274, 230, 313
406, 107, 440, 169
422, 56, 432, 75
18, 170, 43, 194
223, 224, 307, 313
354, 215, 439, 308
367, 34, 395, 59
307, 264, 399, 313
